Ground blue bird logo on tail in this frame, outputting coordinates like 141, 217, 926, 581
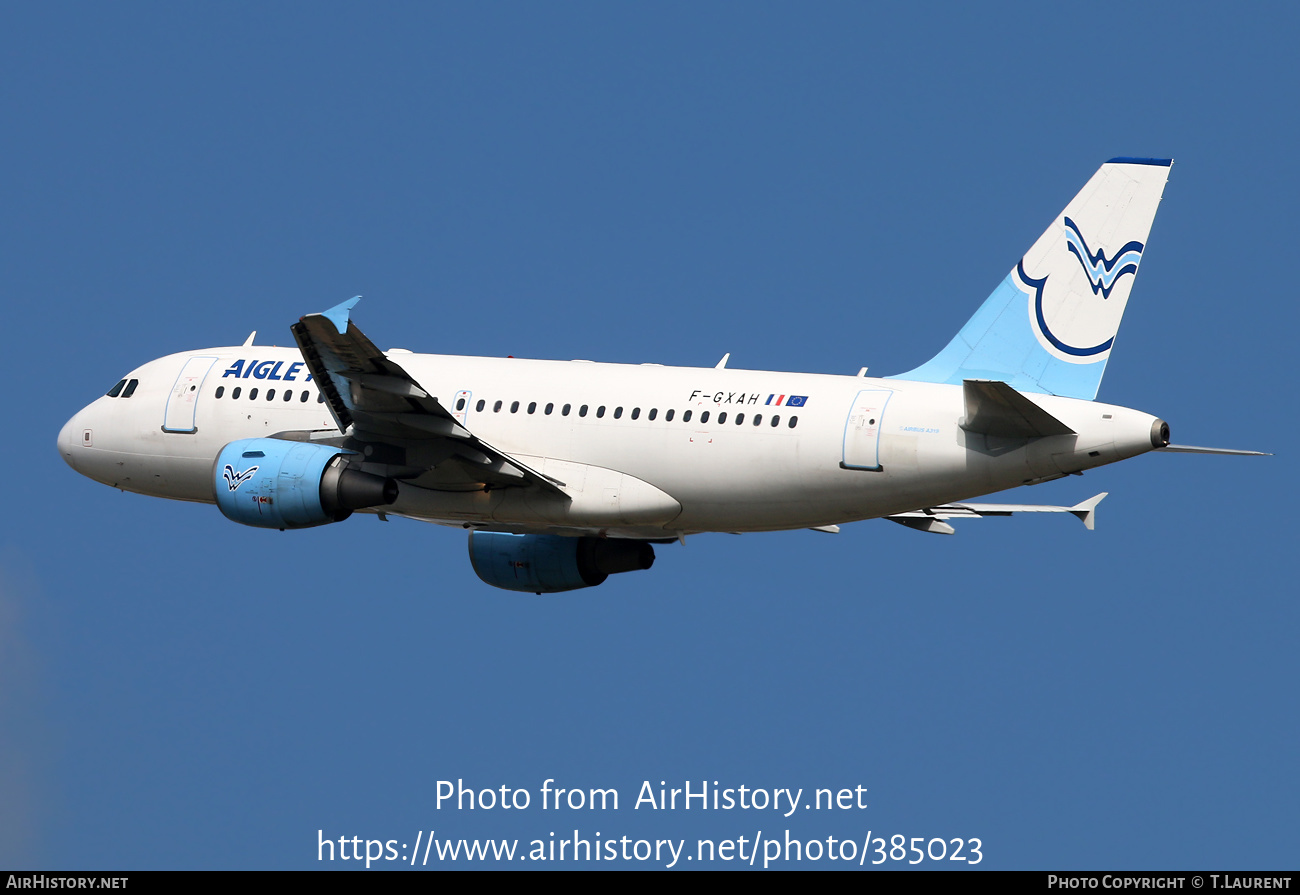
1063, 217, 1144, 298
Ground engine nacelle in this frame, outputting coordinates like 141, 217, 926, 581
213, 438, 397, 530
468, 532, 655, 593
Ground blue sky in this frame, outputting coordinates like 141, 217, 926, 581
3, 3, 1296, 869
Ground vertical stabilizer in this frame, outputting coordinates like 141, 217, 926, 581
891, 158, 1171, 400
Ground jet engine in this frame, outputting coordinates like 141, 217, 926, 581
213, 438, 397, 530
467, 531, 655, 593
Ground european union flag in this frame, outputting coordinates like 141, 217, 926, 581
786, 395, 807, 407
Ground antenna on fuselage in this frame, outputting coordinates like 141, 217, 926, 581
242, 331, 257, 347
715, 353, 730, 369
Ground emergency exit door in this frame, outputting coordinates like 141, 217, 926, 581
841, 389, 892, 470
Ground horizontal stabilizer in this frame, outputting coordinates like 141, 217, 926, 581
1157, 444, 1271, 456
888, 492, 1106, 534
961, 379, 1075, 439
1066, 492, 1106, 531
888, 516, 956, 535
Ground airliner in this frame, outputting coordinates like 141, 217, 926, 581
57, 158, 1263, 592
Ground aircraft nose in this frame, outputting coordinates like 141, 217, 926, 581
57, 408, 86, 471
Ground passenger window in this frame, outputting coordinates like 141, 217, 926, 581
579, 405, 588, 418
317, 393, 324, 403
717, 412, 727, 424
476, 399, 485, 412
562, 404, 571, 416
771, 415, 780, 427
683, 410, 692, 422
249, 388, 259, 400
631, 407, 640, 420
789, 416, 798, 428
283, 389, 293, 401
267, 389, 276, 400
528, 402, 536, 414
700, 411, 710, 424
648, 408, 657, 421
545, 403, 554, 415
122, 379, 139, 398
494, 400, 503, 412
596, 405, 605, 418
735, 412, 744, 425
456, 397, 466, 411
300, 391, 309, 402
665, 409, 674, 422
233, 387, 242, 399
215, 386, 225, 399
613, 406, 622, 419
510, 401, 519, 413
753, 414, 762, 426
107, 379, 126, 397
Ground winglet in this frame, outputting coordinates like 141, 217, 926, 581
321, 296, 362, 335
1068, 492, 1107, 530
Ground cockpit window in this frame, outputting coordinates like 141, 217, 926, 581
107, 379, 126, 397
121, 379, 139, 398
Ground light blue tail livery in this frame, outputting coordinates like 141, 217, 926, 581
892, 158, 1171, 400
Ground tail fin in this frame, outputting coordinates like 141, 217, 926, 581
891, 158, 1171, 400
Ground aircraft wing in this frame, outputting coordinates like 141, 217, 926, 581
887, 493, 1106, 535
290, 297, 566, 494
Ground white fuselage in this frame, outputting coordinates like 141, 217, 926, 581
57, 346, 1162, 538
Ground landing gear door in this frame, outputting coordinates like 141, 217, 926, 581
163, 356, 218, 433
841, 389, 892, 471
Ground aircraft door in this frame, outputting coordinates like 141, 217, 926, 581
452, 390, 472, 424
841, 389, 893, 471
162, 356, 218, 434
